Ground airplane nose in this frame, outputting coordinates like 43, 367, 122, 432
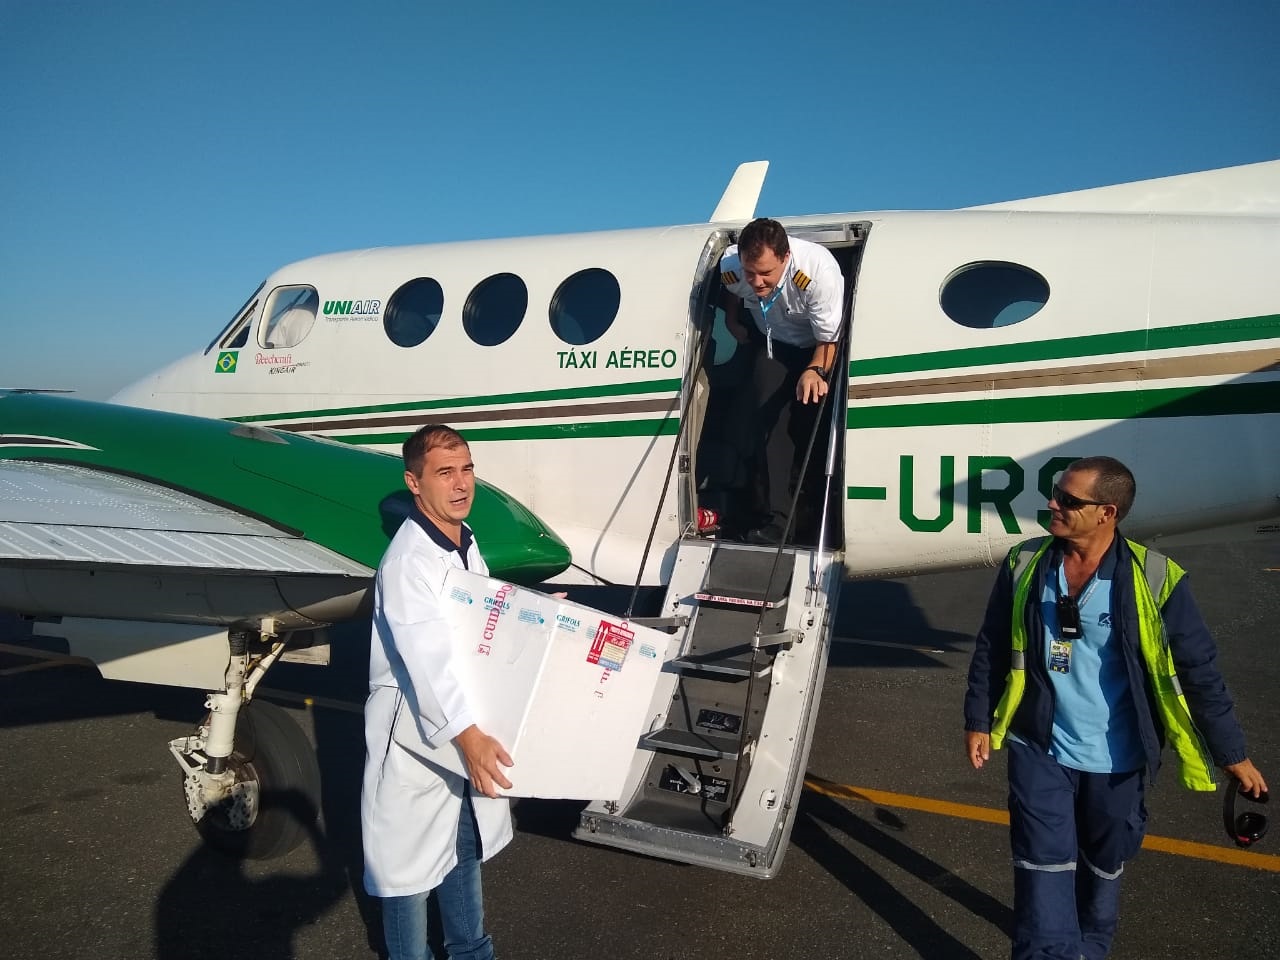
468, 482, 572, 583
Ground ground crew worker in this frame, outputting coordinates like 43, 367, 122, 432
718, 217, 843, 543
963, 455, 1267, 960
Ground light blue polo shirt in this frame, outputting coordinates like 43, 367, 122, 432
1039, 558, 1144, 773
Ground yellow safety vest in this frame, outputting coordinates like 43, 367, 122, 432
988, 537, 1217, 791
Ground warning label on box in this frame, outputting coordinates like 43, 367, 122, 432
587, 620, 634, 671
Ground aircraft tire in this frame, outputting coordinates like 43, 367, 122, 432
191, 698, 321, 860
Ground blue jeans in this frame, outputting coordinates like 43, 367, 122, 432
1007, 739, 1147, 960
381, 789, 494, 960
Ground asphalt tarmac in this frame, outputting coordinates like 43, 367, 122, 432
1, 539, 1277, 960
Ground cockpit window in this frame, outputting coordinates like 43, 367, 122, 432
550, 268, 621, 345
940, 261, 1049, 329
259, 285, 320, 349
204, 282, 265, 355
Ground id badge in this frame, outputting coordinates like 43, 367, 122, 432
1049, 639, 1072, 674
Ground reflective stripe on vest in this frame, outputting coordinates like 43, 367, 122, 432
987, 537, 1217, 791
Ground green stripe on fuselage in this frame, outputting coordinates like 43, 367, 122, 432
231, 378, 683, 424
848, 315, 1280, 378
847, 381, 1280, 429
333, 418, 681, 446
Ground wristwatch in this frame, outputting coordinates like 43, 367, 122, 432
805, 365, 830, 382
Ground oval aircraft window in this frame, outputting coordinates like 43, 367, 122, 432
384, 277, 445, 348
940, 261, 1049, 329
464, 273, 528, 346
549, 268, 621, 345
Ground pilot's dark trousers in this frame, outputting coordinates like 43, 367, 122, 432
741, 334, 821, 532
1007, 739, 1147, 960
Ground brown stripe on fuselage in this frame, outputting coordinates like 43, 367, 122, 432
848, 348, 1280, 400
268, 396, 679, 434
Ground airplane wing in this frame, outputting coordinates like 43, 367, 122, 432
0, 459, 374, 628
0, 392, 572, 632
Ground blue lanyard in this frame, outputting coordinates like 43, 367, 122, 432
757, 284, 784, 358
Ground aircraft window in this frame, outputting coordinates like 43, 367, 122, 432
940, 261, 1049, 329
385, 277, 444, 348
463, 272, 528, 346
204, 282, 264, 355
549, 268, 621, 345
226, 322, 252, 349
259, 285, 320, 348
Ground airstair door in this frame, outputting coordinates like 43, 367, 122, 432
573, 537, 841, 877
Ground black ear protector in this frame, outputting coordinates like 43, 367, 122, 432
1222, 779, 1269, 848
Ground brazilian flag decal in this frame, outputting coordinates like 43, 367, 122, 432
215, 351, 239, 374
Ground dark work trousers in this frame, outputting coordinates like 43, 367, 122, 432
1007, 738, 1148, 960
741, 333, 820, 530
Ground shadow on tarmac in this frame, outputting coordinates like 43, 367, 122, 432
829, 578, 977, 668
154, 789, 352, 960
152, 711, 389, 960
793, 789, 1012, 959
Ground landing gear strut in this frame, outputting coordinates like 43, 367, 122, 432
170, 622, 322, 859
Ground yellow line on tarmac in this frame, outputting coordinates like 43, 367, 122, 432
805, 775, 1009, 825
803, 775, 1280, 873
0, 659, 78, 677
0, 643, 93, 675
0, 642, 77, 661
256, 686, 365, 715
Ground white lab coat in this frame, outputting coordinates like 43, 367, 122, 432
361, 517, 513, 898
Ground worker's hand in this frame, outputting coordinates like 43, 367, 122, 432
797, 369, 829, 404
1224, 759, 1268, 798
966, 731, 991, 771
454, 724, 513, 798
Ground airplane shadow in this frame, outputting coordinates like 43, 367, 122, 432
792, 789, 1012, 958
828, 578, 976, 669
153, 789, 353, 960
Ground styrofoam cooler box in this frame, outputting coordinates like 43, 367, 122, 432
405, 567, 677, 799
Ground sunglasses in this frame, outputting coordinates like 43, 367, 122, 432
1051, 483, 1111, 512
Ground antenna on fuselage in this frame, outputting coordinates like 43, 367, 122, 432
709, 160, 769, 222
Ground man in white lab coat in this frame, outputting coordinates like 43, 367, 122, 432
361, 423, 514, 960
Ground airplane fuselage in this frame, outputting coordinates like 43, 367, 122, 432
113, 206, 1280, 585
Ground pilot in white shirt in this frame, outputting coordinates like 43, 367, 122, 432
717, 218, 844, 543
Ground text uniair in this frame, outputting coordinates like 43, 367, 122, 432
323, 299, 381, 317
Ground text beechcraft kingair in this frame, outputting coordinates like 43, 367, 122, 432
1, 160, 1277, 876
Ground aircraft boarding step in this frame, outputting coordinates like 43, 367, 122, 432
574, 537, 842, 878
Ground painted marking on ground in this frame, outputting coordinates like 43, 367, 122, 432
831, 636, 950, 654
0, 643, 92, 676
0, 659, 82, 677
257, 686, 365, 715
803, 775, 1280, 873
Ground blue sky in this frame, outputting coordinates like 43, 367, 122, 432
2, 1, 1276, 398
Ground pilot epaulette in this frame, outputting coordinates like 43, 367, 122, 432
721, 270, 739, 285
792, 270, 812, 291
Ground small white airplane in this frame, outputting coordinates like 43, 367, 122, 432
2, 159, 1277, 875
